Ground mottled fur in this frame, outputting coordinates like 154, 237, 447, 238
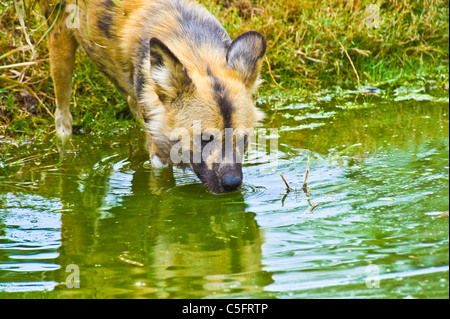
39, 0, 266, 193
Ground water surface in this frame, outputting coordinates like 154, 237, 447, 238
0, 86, 448, 298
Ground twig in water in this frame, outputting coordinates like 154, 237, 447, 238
302, 201, 321, 216
302, 156, 310, 192
280, 172, 291, 190
281, 192, 289, 207
118, 255, 144, 267
69, 138, 79, 153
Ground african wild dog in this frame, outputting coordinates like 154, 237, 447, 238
39, 0, 266, 194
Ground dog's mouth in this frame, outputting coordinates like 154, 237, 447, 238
191, 163, 243, 194
205, 177, 243, 194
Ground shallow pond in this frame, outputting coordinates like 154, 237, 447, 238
0, 86, 448, 298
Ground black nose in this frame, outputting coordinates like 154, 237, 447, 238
221, 176, 242, 192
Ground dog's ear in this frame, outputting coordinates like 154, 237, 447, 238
226, 31, 266, 90
150, 38, 194, 103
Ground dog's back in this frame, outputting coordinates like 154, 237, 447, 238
42, 1, 230, 103
40, 0, 266, 193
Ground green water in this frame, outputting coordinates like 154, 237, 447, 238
0, 86, 448, 298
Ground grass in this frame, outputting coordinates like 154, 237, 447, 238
205, 0, 449, 92
0, 0, 449, 148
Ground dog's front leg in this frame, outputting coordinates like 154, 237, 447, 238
148, 135, 169, 168
48, 18, 78, 137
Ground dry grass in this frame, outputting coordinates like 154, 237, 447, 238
205, 0, 449, 92
0, 0, 448, 142
1, 1, 54, 139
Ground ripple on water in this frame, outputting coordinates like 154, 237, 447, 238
0, 193, 62, 292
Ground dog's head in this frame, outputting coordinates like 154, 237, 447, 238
145, 31, 266, 194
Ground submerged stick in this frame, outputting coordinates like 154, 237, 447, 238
302, 201, 321, 216
279, 172, 290, 207
118, 255, 144, 267
281, 193, 288, 207
438, 212, 449, 218
302, 156, 310, 192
